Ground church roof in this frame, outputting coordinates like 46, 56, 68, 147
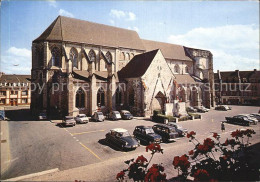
118, 49, 159, 79
174, 74, 196, 84
142, 39, 192, 61
33, 16, 145, 51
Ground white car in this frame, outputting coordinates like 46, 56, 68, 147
75, 114, 89, 124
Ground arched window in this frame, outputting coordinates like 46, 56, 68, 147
38, 46, 44, 67
88, 49, 97, 70
97, 87, 105, 106
129, 88, 135, 106
126, 53, 130, 60
51, 47, 60, 67
185, 66, 189, 73
174, 64, 180, 73
130, 53, 135, 60
75, 88, 85, 108
70, 48, 78, 69
106, 51, 112, 63
121, 52, 125, 60
116, 87, 122, 105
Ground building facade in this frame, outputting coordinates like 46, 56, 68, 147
0, 74, 31, 106
31, 16, 215, 119
214, 69, 260, 106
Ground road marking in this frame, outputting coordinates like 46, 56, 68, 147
3, 168, 59, 181
71, 129, 105, 136
79, 142, 102, 161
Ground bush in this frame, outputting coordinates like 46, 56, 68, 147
188, 112, 201, 119
153, 109, 162, 116
152, 114, 176, 123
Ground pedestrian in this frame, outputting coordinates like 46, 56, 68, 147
221, 122, 225, 132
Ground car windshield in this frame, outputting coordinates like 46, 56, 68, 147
79, 115, 86, 118
97, 112, 103, 115
120, 131, 130, 137
40, 113, 46, 116
145, 128, 154, 134
114, 111, 120, 114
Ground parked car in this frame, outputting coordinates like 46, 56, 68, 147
75, 114, 89, 124
166, 122, 188, 136
225, 115, 253, 126
249, 113, 260, 122
38, 112, 47, 120
215, 105, 228, 111
62, 116, 76, 126
186, 106, 197, 113
108, 111, 122, 120
236, 114, 257, 125
133, 126, 162, 144
223, 105, 232, 110
152, 124, 179, 142
194, 106, 207, 113
120, 110, 133, 120
91, 111, 105, 122
105, 128, 140, 150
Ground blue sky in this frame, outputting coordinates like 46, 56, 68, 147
1, 0, 259, 74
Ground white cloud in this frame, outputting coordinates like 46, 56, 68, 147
109, 19, 115, 25
168, 24, 259, 71
58, 9, 74, 18
47, 0, 57, 8
109, 9, 136, 21
7, 47, 31, 58
127, 26, 139, 32
1, 47, 31, 74
127, 12, 136, 21
110, 9, 126, 19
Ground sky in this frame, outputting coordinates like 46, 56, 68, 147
0, 0, 259, 74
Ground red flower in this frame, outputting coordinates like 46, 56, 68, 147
187, 131, 196, 139
193, 169, 210, 181
146, 143, 163, 154
172, 154, 190, 172
145, 164, 166, 182
188, 150, 194, 156
136, 155, 148, 164
212, 132, 219, 139
231, 129, 243, 139
116, 171, 125, 180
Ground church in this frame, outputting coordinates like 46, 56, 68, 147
30, 16, 215, 118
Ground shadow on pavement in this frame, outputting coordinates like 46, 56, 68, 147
5, 108, 34, 121
98, 138, 123, 152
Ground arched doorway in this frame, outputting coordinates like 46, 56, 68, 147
152, 91, 166, 112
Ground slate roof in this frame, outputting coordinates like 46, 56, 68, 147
142, 39, 192, 61
118, 49, 159, 79
174, 74, 196, 84
214, 70, 260, 83
33, 16, 145, 51
0, 75, 31, 83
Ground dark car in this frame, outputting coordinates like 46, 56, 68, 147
225, 115, 253, 126
194, 106, 207, 113
62, 116, 76, 126
105, 128, 140, 150
152, 124, 179, 142
91, 111, 105, 122
186, 106, 197, 113
120, 110, 133, 120
133, 126, 162, 145
215, 105, 228, 111
166, 122, 188, 136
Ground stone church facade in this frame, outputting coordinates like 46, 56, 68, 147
31, 16, 215, 119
